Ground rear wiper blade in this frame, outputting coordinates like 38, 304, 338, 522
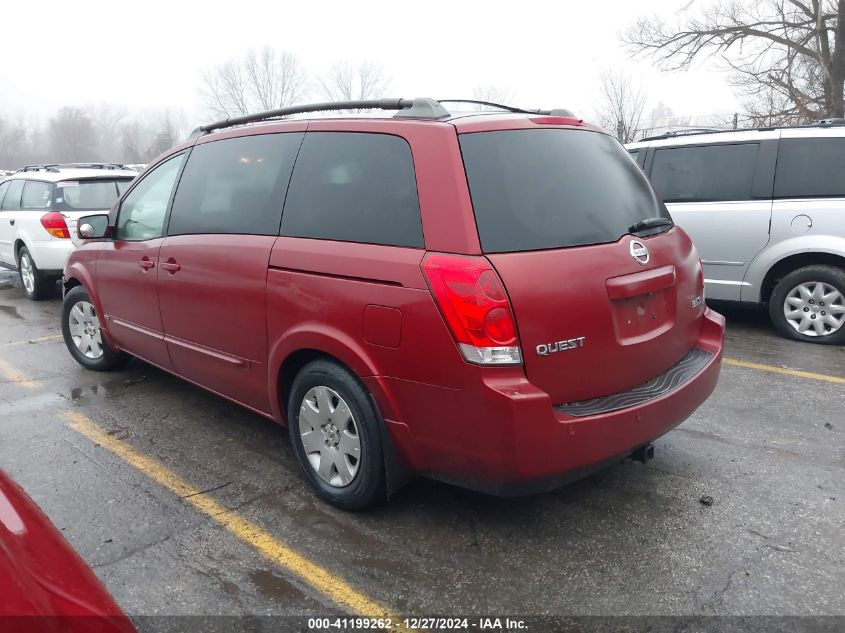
628, 217, 674, 234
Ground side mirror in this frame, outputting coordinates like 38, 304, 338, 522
77, 214, 110, 240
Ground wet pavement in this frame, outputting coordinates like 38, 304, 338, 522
0, 267, 843, 628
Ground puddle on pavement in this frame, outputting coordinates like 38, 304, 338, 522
0, 271, 17, 290
70, 374, 147, 403
0, 305, 23, 320
250, 569, 312, 604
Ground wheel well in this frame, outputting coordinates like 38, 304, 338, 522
277, 349, 334, 414
14, 239, 26, 264
63, 276, 82, 293
761, 252, 845, 304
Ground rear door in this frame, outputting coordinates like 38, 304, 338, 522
0, 180, 24, 264
158, 130, 304, 414
55, 177, 133, 244
459, 128, 706, 405
646, 140, 776, 301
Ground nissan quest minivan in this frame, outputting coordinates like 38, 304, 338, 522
61, 98, 725, 509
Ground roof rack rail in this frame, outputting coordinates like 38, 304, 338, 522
190, 97, 578, 137
192, 98, 450, 137
812, 117, 845, 127
16, 163, 129, 173
639, 127, 735, 142
437, 99, 576, 117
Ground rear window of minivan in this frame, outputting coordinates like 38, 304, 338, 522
460, 129, 669, 253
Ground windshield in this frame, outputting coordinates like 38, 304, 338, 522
56, 178, 133, 211
459, 129, 670, 253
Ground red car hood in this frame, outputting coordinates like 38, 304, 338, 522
0, 469, 136, 633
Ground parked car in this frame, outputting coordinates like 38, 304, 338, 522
0, 164, 136, 299
0, 469, 136, 632
627, 121, 845, 344
62, 98, 724, 509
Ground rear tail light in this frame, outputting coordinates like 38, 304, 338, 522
422, 253, 522, 365
40, 212, 70, 239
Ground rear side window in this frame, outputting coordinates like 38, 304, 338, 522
650, 143, 758, 203
460, 129, 669, 253
21, 181, 52, 210
1, 180, 24, 210
774, 138, 845, 198
57, 179, 131, 211
281, 132, 423, 248
169, 133, 304, 236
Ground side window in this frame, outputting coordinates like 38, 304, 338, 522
168, 133, 303, 236
650, 143, 759, 203
1, 180, 24, 211
628, 148, 643, 166
774, 138, 845, 198
281, 132, 423, 248
116, 154, 185, 241
0, 181, 10, 209
21, 181, 52, 210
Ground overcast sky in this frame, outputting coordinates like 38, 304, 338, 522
0, 0, 740, 126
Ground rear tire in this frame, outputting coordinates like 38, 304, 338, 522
62, 285, 128, 371
18, 246, 52, 300
287, 359, 386, 510
768, 265, 845, 345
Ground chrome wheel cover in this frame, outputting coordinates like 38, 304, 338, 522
298, 386, 361, 488
68, 300, 104, 359
19, 253, 35, 294
783, 281, 845, 337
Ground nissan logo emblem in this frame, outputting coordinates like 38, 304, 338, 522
630, 240, 649, 265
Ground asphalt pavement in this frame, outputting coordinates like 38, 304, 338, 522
0, 268, 843, 632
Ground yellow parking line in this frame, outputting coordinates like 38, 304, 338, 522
0, 334, 62, 348
0, 358, 41, 389
63, 410, 408, 630
723, 358, 845, 385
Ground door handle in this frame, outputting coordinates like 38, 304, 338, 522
160, 260, 181, 274
139, 259, 155, 270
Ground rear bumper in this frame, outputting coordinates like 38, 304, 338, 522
26, 240, 74, 273
378, 308, 725, 495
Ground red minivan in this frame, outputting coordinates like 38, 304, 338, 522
62, 98, 724, 509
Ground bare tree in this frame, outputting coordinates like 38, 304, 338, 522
200, 47, 306, 118
317, 62, 390, 103
88, 102, 127, 159
624, 0, 845, 122
49, 107, 98, 162
471, 85, 516, 109
0, 116, 27, 167
595, 71, 647, 143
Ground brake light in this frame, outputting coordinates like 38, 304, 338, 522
422, 253, 522, 365
40, 212, 70, 239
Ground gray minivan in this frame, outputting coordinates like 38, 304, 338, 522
628, 122, 845, 344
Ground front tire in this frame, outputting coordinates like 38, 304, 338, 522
769, 265, 845, 344
62, 285, 128, 370
18, 246, 52, 300
287, 359, 386, 510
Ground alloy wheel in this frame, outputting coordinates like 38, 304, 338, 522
783, 281, 845, 337
19, 253, 34, 294
68, 300, 104, 359
298, 386, 361, 487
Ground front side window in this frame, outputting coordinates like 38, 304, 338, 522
1, 180, 24, 211
21, 181, 52, 210
281, 132, 423, 248
115, 154, 185, 241
168, 133, 303, 236
650, 143, 759, 203
774, 138, 845, 198
460, 129, 669, 253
